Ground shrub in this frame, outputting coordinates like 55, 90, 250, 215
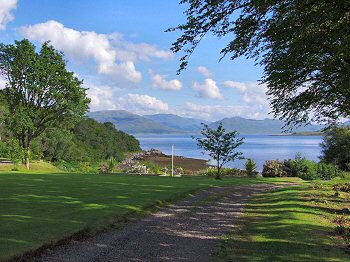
143, 161, 163, 174
317, 163, 340, 180
99, 163, 109, 174
107, 156, 116, 172
245, 158, 257, 177
262, 160, 286, 177
263, 154, 341, 180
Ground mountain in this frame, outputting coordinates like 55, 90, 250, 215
89, 110, 322, 134
88, 110, 182, 134
209, 117, 321, 134
144, 114, 206, 132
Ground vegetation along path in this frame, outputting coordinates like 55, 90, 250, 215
34, 184, 282, 261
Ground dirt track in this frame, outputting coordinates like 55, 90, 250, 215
34, 184, 282, 262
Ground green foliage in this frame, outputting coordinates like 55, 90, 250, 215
169, 1, 350, 125
321, 126, 350, 171
107, 156, 116, 172
317, 163, 340, 180
292, 158, 318, 181
37, 118, 141, 166
0, 39, 90, 168
245, 158, 257, 177
195, 122, 244, 179
0, 139, 23, 170
142, 161, 163, 175
7, 140, 23, 171
263, 154, 340, 180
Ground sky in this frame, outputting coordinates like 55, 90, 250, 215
0, 0, 270, 121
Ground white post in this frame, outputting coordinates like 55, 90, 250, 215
171, 144, 174, 177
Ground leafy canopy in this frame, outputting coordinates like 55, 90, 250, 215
321, 126, 350, 171
0, 39, 90, 167
38, 118, 141, 164
169, 0, 350, 126
195, 123, 244, 178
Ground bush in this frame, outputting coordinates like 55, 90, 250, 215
288, 154, 318, 180
245, 158, 257, 177
107, 156, 116, 172
262, 153, 341, 180
262, 160, 286, 177
99, 163, 109, 174
317, 163, 340, 180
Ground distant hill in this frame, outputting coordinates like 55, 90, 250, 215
88, 110, 182, 134
144, 114, 206, 132
209, 117, 321, 134
89, 110, 323, 134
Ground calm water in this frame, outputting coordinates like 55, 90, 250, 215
134, 134, 323, 171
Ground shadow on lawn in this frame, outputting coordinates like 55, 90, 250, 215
215, 186, 350, 262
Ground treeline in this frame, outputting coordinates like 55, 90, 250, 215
0, 117, 141, 168
36, 118, 141, 163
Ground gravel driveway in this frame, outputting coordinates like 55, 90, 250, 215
34, 184, 281, 262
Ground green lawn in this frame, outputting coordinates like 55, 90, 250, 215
0, 173, 293, 260
215, 178, 350, 261
0, 161, 61, 173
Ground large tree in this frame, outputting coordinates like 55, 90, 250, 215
169, 0, 350, 126
195, 123, 244, 179
0, 39, 90, 169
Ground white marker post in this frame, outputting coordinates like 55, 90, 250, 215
171, 144, 174, 177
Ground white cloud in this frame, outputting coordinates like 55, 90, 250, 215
197, 66, 212, 78
113, 40, 174, 62
117, 94, 169, 115
179, 102, 269, 121
193, 78, 223, 100
86, 81, 170, 115
0, 0, 17, 30
151, 72, 182, 91
223, 81, 269, 108
20, 20, 172, 84
86, 83, 118, 111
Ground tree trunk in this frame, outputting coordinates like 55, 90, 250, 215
25, 155, 30, 170
24, 139, 31, 170
216, 162, 221, 179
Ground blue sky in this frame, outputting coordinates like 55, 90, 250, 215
0, 0, 269, 121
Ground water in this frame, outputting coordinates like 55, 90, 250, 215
134, 134, 323, 171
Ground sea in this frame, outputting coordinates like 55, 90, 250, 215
134, 134, 323, 171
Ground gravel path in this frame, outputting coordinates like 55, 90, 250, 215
34, 184, 282, 262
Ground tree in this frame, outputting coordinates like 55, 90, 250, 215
0, 39, 90, 169
195, 123, 244, 179
245, 158, 257, 177
168, 1, 350, 126
321, 126, 350, 171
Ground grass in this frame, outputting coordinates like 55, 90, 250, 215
0, 172, 297, 260
214, 178, 350, 261
0, 161, 61, 173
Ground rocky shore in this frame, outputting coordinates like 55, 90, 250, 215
118, 148, 210, 175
